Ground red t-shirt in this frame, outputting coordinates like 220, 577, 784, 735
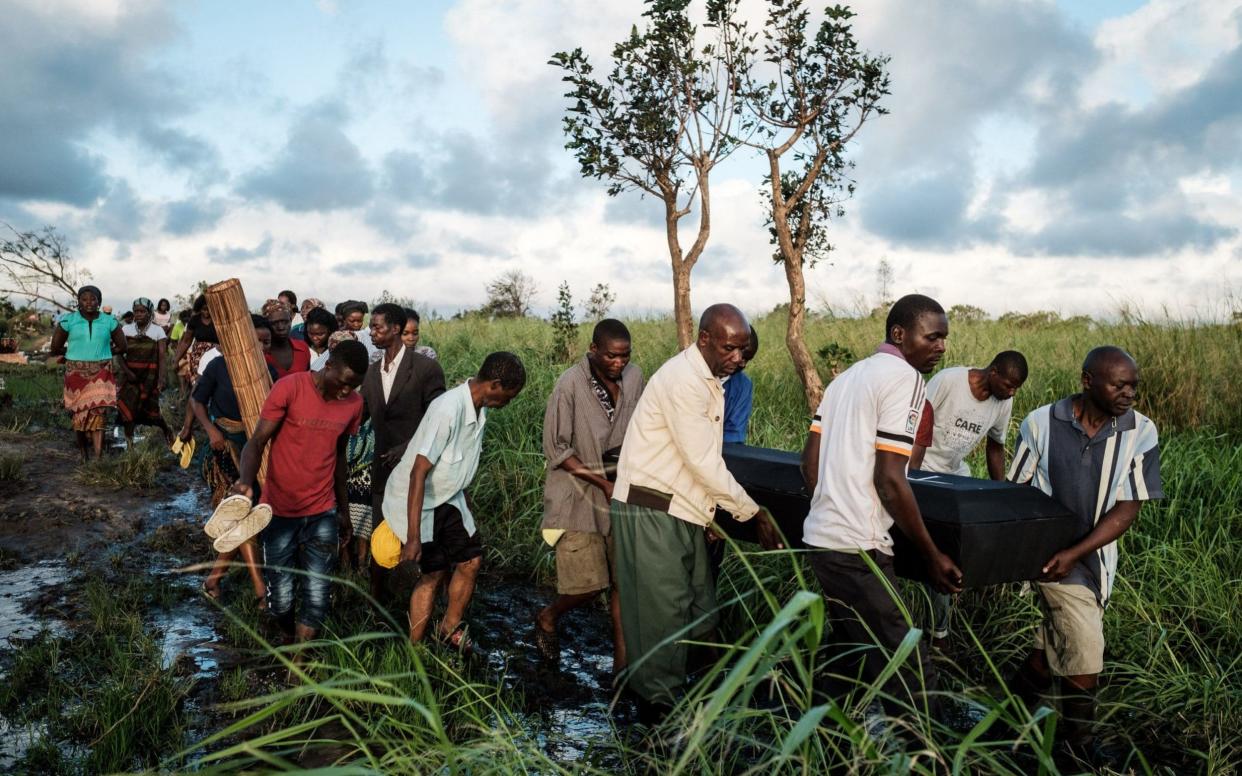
265, 338, 312, 379
259, 372, 363, 517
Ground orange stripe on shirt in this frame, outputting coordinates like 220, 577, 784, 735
875, 442, 911, 457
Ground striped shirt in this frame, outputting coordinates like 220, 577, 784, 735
1007, 396, 1162, 604
803, 349, 926, 553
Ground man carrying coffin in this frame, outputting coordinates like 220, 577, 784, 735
1007, 346, 1162, 766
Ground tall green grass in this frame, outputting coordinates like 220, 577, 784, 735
159, 313, 1238, 773
2, 312, 1237, 772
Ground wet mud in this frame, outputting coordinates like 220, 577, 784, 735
0, 427, 625, 768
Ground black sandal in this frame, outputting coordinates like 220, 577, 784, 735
533, 622, 560, 663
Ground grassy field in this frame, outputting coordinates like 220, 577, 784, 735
0, 311, 1238, 774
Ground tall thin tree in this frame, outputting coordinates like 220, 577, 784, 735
551, 0, 753, 347
741, 3, 889, 411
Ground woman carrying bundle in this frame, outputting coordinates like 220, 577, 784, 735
190, 314, 278, 603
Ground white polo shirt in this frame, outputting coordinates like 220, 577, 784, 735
803, 350, 926, 554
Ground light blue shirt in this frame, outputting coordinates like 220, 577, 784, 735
382, 381, 488, 543
59, 311, 118, 361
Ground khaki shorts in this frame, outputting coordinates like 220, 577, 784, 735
1033, 582, 1105, 676
555, 530, 613, 595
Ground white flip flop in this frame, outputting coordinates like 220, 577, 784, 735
204, 494, 252, 539
212, 503, 273, 554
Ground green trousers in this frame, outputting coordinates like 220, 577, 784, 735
612, 499, 718, 705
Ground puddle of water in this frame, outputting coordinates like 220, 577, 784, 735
471, 580, 628, 762
109, 426, 147, 449
151, 608, 223, 678
940, 697, 992, 732
0, 561, 69, 644
0, 716, 54, 771
147, 487, 205, 521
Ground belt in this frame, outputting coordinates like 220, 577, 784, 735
621, 484, 673, 513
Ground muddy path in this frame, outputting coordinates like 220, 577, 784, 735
0, 427, 624, 770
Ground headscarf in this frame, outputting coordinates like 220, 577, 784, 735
328, 330, 357, 349
300, 298, 325, 317
132, 297, 153, 313
261, 298, 292, 318
77, 285, 102, 303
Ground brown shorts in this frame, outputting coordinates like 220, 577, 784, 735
555, 530, 613, 595
1033, 581, 1105, 676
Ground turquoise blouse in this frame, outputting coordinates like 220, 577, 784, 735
60, 311, 118, 361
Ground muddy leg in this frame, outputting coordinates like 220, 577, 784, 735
90, 429, 104, 459
238, 540, 267, 605
354, 536, 370, 570
439, 556, 481, 638
75, 431, 89, 461
123, 422, 135, 450
409, 570, 447, 643
537, 591, 599, 636
204, 549, 234, 597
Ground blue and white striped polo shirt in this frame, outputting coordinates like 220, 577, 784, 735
1007, 396, 1162, 604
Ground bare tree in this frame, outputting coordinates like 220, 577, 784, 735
551, 0, 753, 347
876, 257, 894, 309
740, 3, 889, 411
0, 224, 89, 311
482, 270, 538, 318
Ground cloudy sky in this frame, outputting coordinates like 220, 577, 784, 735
2, 0, 1239, 319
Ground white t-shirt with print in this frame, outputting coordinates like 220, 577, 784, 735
803, 351, 926, 554
921, 366, 1012, 477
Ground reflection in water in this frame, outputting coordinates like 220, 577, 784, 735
0, 561, 68, 643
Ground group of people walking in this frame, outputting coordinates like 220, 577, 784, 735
47, 284, 1162, 766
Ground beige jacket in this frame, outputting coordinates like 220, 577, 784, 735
614, 345, 760, 527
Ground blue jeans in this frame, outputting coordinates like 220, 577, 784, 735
261, 510, 338, 631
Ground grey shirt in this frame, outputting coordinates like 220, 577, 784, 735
541, 357, 643, 534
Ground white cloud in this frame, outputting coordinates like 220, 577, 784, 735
1083, 0, 1242, 108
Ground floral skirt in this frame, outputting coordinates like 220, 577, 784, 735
63, 360, 116, 432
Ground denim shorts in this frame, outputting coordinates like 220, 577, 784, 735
261, 510, 338, 630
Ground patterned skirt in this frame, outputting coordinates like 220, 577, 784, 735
202, 418, 247, 509
63, 359, 116, 432
346, 418, 376, 539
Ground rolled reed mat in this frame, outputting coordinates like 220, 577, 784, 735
205, 278, 272, 485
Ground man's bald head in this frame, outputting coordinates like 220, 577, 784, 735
1082, 346, 1137, 377
696, 303, 751, 378
699, 303, 748, 335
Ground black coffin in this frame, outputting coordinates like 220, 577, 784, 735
718, 444, 1082, 587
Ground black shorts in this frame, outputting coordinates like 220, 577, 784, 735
420, 503, 483, 573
